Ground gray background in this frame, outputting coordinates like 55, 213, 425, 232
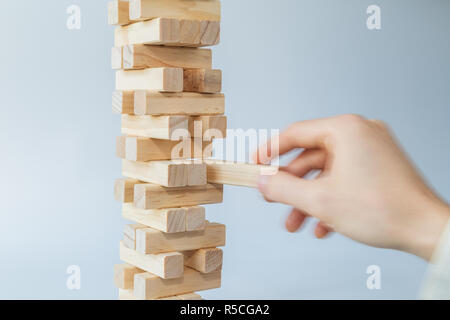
0, 0, 449, 299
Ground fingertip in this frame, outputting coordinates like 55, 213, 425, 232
314, 223, 330, 239
285, 209, 307, 233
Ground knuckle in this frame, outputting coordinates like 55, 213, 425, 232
335, 114, 369, 133
337, 114, 366, 125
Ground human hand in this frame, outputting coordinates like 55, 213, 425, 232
254, 115, 450, 260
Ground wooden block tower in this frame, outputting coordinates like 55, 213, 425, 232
109, 0, 278, 300
109, 0, 225, 300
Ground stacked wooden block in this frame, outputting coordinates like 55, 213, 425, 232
109, 0, 225, 300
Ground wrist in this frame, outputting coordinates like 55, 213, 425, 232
403, 200, 450, 261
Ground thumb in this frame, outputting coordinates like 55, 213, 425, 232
258, 170, 323, 217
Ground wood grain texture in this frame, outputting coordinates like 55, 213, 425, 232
114, 263, 142, 289
116, 136, 212, 161
112, 90, 134, 114
124, 223, 147, 240
108, 1, 130, 26
122, 203, 187, 233
119, 289, 203, 300
189, 115, 227, 140
122, 234, 136, 250
184, 160, 207, 186
184, 69, 222, 93
111, 47, 123, 69
114, 18, 219, 47
136, 222, 226, 254
122, 159, 191, 187
114, 178, 140, 202
119, 241, 183, 279
116, 68, 183, 92
123, 45, 212, 70
183, 248, 222, 273
185, 206, 206, 231
121, 114, 188, 140
134, 91, 224, 116
129, 0, 220, 22
134, 267, 221, 300
134, 183, 223, 210
206, 160, 279, 188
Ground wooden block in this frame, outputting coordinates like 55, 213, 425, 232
114, 18, 219, 47
114, 178, 140, 202
123, 234, 136, 250
123, 45, 212, 70
114, 263, 141, 289
116, 136, 211, 161
108, 0, 130, 26
177, 292, 203, 300
184, 69, 222, 93
123, 159, 191, 187
115, 18, 179, 47
111, 47, 123, 69
123, 203, 187, 233
189, 115, 227, 140
134, 91, 224, 116
119, 289, 203, 300
122, 115, 188, 140
119, 241, 183, 279
112, 90, 134, 114
198, 21, 220, 46
136, 222, 226, 254
116, 68, 183, 92
129, 0, 221, 22
185, 160, 207, 186
124, 223, 147, 240
134, 267, 221, 300
119, 289, 137, 300
185, 206, 206, 231
206, 160, 279, 188
134, 183, 223, 210
183, 248, 223, 273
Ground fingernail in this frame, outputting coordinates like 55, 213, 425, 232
257, 174, 268, 193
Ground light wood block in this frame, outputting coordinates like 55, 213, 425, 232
206, 160, 279, 188
116, 136, 211, 161
116, 68, 183, 92
134, 267, 221, 300
176, 292, 203, 300
121, 114, 188, 140
134, 91, 224, 116
129, 0, 220, 22
124, 223, 147, 240
136, 222, 226, 254
134, 183, 223, 210
185, 160, 207, 186
123, 234, 136, 250
185, 206, 206, 231
114, 263, 141, 289
119, 241, 183, 279
189, 115, 227, 140
123, 45, 212, 70
112, 90, 134, 114
184, 69, 222, 93
122, 203, 187, 233
111, 47, 123, 69
183, 248, 223, 273
114, 18, 219, 47
123, 159, 191, 187
108, 0, 130, 26
114, 178, 140, 202
119, 289, 203, 300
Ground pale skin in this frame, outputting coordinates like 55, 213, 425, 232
254, 115, 450, 261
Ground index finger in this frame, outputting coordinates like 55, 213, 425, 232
254, 117, 336, 164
